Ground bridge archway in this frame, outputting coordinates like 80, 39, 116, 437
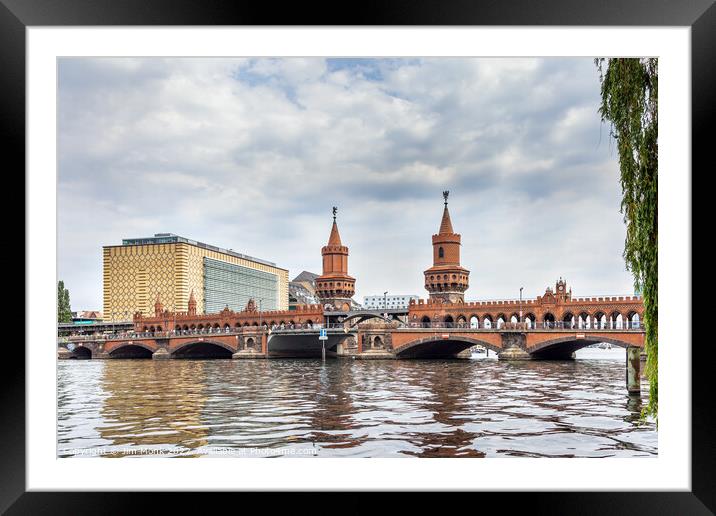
70, 346, 92, 359
395, 335, 502, 359
342, 312, 393, 327
524, 312, 536, 329
627, 311, 641, 329
592, 311, 606, 329
542, 312, 555, 328
469, 315, 479, 329
610, 312, 624, 329
109, 344, 154, 359
528, 335, 639, 359
172, 340, 234, 359
578, 312, 590, 329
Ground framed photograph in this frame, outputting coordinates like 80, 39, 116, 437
6, 0, 710, 512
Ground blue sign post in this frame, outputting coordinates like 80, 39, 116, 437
319, 328, 328, 361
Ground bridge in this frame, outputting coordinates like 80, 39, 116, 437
58, 319, 645, 392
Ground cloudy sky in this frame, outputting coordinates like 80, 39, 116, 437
58, 57, 635, 310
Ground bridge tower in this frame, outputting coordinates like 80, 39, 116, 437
315, 207, 356, 311
154, 293, 163, 317
187, 290, 197, 315
423, 191, 470, 304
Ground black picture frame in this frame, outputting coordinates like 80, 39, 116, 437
4, 0, 709, 513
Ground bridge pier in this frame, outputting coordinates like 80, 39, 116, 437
152, 348, 171, 360
627, 346, 641, 395
497, 333, 532, 361
57, 346, 74, 360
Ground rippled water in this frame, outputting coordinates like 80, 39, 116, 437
57, 349, 656, 458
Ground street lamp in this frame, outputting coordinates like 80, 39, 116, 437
519, 287, 523, 326
383, 291, 388, 313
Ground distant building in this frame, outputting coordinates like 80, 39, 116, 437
363, 295, 420, 310
103, 233, 288, 320
289, 271, 320, 309
71, 310, 104, 324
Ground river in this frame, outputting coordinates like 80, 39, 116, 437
57, 348, 656, 458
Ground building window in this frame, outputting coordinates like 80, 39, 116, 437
438, 247, 444, 258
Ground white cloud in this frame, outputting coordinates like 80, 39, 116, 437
58, 57, 635, 310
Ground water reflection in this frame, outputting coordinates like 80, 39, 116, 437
57, 350, 656, 458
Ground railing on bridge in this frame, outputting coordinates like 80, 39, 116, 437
59, 319, 644, 344
402, 321, 645, 331
60, 321, 348, 342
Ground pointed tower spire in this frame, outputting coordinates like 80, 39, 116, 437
328, 206, 342, 245
439, 191, 454, 234
188, 289, 197, 315
154, 292, 163, 317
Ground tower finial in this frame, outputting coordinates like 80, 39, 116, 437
443, 190, 449, 205
332, 206, 337, 221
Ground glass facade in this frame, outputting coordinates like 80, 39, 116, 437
203, 257, 278, 313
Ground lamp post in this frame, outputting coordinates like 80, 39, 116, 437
383, 291, 388, 315
519, 287, 523, 327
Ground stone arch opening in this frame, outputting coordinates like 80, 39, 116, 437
610, 312, 624, 329
483, 315, 493, 329
372, 336, 383, 349
444, 315, 454, 326
578, 312, 590, 329
542, 313, 555, 328
593, 311, 607, 329
627, 311, 641, 329
421, 316, 431, 328
172, 341, 233, 359
245, 337, 256, 350
562, 312, 575, 329
524, 312, 536, 329
71, 346, 92, 359
438, 246, 444, 258
496, 314, 506, 329
396, 336, 501, 359
529, 336, 639, 360
469, 315, 479, 329
109, 344, 153, 359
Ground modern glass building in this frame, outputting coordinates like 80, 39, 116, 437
203, 257, 279, 313
103, 233, 288, 320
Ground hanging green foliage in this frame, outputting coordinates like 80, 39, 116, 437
595, 58, 658, 421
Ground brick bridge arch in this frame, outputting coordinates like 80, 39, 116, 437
342, 313, 394, 327
108, 342, 157, 358
526, 333, 644, 359
171, 339, 236, 357
394, 334, 502, 359
104, 339, 159, 355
